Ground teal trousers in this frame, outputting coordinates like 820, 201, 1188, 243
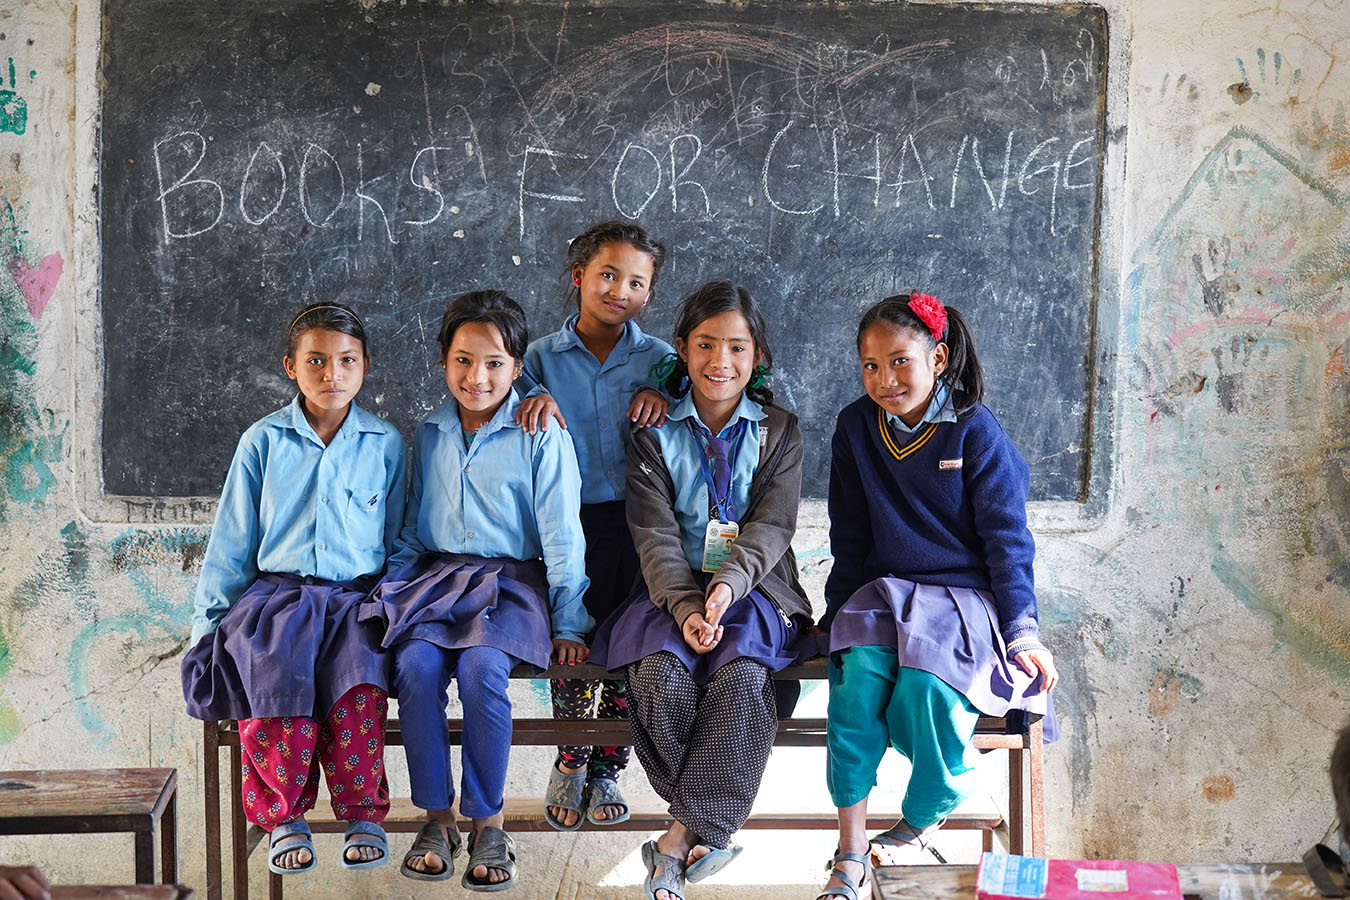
826, 645, 980, 829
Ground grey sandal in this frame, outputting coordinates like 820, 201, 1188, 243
869, 817, 947, 864
816, 851, 871, 900
462, 825, 517, 892
642, 840, 686, 900
584, 777, 631, 825
400, 821, 460, 882
544, 764, 588, 831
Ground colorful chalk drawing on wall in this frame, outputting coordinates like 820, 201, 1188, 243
0, 198, 65, 518
0, 58, 32, 136
8, 522, 201, 745
1130, 100, 1350, 679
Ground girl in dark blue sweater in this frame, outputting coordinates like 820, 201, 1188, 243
816, 294, 1058, 900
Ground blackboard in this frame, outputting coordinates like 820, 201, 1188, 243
99, 0, 1107, 501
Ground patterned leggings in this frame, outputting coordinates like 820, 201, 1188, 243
626, 652, 776, 849
237, 684, 389, 830
550, 676, 630, 776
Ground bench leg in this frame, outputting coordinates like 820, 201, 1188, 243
1029, 718, 1045, 856
204, 722, 221, 900
231, 738, 248, 900
162, 785, 179, 884
135, 829, 157, 884
270, 869, 283, 900
1008, 744, 1026, 856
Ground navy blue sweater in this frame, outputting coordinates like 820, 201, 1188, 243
822, 395, 1039, 649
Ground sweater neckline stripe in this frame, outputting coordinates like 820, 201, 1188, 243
877, 407, 939, 461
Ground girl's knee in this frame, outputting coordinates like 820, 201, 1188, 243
456, 647, 513, 706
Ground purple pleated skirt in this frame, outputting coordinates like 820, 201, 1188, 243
829, 577, 1052, 723
591, 578, 806, 686
181, 573, 387, 722
360, 552, 553, 674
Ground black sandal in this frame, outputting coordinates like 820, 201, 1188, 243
399, 820, 460, 882
816, 851, 871, 900
462, 825, 517, 892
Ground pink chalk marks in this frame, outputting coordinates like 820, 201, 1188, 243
7, 251, 62, 320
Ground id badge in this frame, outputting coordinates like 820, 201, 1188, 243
702, 520, 740, 573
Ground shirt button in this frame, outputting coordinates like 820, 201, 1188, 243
320, 543, 327, 550
466, 531, 476, 539
320, 497, 328, 504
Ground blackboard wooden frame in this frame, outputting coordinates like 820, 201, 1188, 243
77, 0, 1128, 528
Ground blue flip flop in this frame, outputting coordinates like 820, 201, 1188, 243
341, 820, 389, 870
685, 843, 742, 882
641, 840, 686, 900
267, 820, 317, 876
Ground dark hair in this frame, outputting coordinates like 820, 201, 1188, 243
663, 279, 775, 407
563, 220, 668, 307
285, 302, 368, 359
856, 293, 985, 416
436, 290, 529, 362
1333, 720, 1350, 844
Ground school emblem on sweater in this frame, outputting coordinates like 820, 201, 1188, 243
939, 458, 963, 470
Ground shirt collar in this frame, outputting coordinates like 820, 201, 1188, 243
427, 387, 523, 439
285, 395, 378, 445
552, 315, 645, 362
885, 380, 958, 434
667, 391, 766, 434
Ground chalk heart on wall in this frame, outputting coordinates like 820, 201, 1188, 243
7, 252, 62, 320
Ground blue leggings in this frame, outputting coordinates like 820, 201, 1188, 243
392, 641, 514, 818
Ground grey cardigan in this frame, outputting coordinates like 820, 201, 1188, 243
625, 403, 813, 629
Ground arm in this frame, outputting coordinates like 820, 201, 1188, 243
516, 344, 566, 433
190, 433, 265, 645
821, 417, 874, 629
626, 426, 706, 628
381, 435, 409, 568
965, 420, 1040, 651
707, 414, 804, 605
385, 427, 428, 572
532, 427, 594, 643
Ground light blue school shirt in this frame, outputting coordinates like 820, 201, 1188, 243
190, 397, 408, 645
885, 380, 959, 433
652, 393, 766, 571
389, 388, 594, 643
521, 316, 674, 504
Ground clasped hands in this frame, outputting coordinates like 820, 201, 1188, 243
682, 582, 732, 654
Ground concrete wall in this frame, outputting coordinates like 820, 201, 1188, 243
1, 0, 1348, 894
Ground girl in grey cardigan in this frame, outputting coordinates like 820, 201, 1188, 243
590, 280, 812, 900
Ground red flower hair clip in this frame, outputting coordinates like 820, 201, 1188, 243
908, 292, 947, 342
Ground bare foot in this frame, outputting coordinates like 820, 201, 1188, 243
271, 832, 313, 870
547, 761, 586, 827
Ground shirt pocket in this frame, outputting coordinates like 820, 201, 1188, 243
345, 485, 387, 553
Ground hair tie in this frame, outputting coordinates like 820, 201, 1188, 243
291, 304, 361, 331
648, 353, 681, 384
749, 365, 772, 390
908, 292, 947, 342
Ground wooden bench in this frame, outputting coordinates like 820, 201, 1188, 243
0, 768, 179, 886
201, 659, 1043, 900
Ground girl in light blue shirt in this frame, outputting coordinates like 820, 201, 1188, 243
366, 290, 592, 891
516, 220, 671, 831
182, 302, 406, 877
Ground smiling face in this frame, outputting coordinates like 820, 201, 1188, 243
676, 310, 762, 429
573, 241, 656, 331
283, 328, 368, 420
859, 321, 948, 428
443, 320, 520, 430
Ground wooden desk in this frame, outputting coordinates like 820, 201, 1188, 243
0, 768, 178, 885
873, 862, 1320, 900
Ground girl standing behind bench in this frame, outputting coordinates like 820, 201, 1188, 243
815, 293, 1058, 900
182, 302, 406, 875
592, 280, 812, 900
365, 290, 592, 891
515, 220, 673, 831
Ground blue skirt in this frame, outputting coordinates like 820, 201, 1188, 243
360, 552, 553, 674
828, 577, 1055, 733
591, 576, 806, 686
181, 573, 387, 722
